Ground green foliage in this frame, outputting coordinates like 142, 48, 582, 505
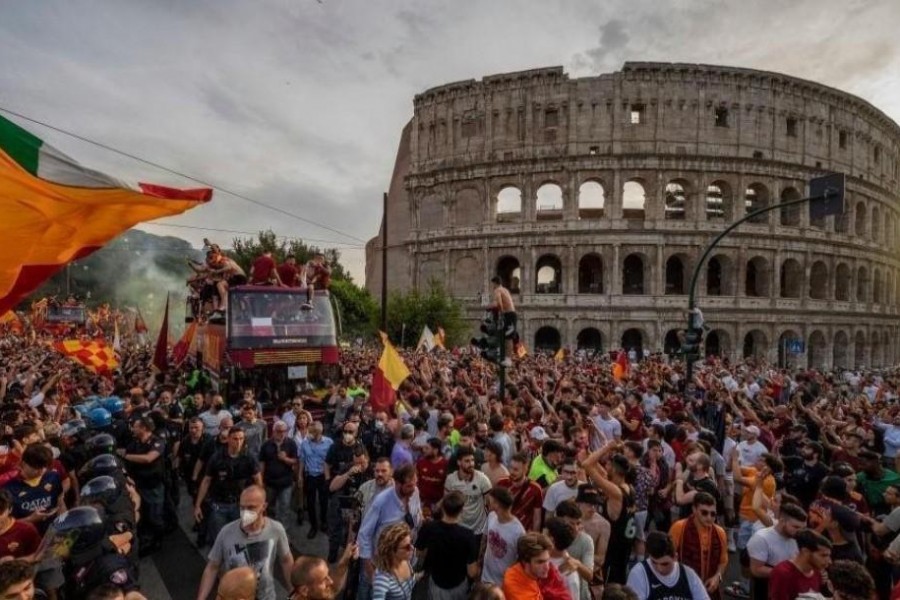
380, 280, 467, 348
330, 279, 378, 341
228, 230, 351, 282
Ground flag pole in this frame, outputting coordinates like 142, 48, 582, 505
381, 192, 388, 332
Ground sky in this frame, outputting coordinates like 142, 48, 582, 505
2, 0, 899, 284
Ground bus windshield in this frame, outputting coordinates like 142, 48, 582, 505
227, 288, 336, 349
46, 306, 86, 324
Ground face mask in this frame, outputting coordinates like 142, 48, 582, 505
240, 509, 258, 528
343, 433, 355, 444
374, 421, 384, 431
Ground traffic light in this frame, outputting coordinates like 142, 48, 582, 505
681, 327, 703, 362
471, 312, 504, 365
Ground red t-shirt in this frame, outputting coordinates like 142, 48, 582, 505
768, 560, 822, 600
250, 255, 277, 284
278, 263, 300, 287
497, 477, 543, 531
0, 520, 40, 559
623, 405, 645, 441
415, 457, 449, 508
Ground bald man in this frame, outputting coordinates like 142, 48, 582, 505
216, 567, 257, 600
197, 485, 292, 600
288, 543, 357, 600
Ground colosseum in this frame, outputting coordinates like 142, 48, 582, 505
365, 62, 900, 369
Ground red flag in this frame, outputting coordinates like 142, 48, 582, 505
370, 368, 396, 414
612, 350, 629, 381
153, 295, 170, 373
171, 320, 197, 367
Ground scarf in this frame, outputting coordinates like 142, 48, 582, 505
677, 518, 721, 582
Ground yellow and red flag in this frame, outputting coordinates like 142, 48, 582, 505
370, 331, 411, 414
172, 320, 198, 367
54, 339, 118, 375
612, 350, 630, 381
0, 114, 211, 314
435, 326, 446, 350
0, 310, 23, 334
554, 347, 566, 362
152, 295, 170, 373
515, 340, 528, 358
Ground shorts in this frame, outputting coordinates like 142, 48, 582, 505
228, 274, 248, 286
502, 312, 517, 338
634, 510, 649, 541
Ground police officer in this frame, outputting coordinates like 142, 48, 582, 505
80, 476, 138, 566
118, 416, 166, 555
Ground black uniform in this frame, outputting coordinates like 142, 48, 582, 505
124, 435, 166, 545
178, 432, 211, 498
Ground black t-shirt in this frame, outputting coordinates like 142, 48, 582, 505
125, 435, 166, 487
325, 441, 364, 476
785, 461, 830, 508
205, 451, 260, 503
414, 520, 478, 589
200, 437, 228, 463
178, 433, 211, 477
259, 438, 299, 489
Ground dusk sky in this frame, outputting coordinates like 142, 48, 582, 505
2, 0, 898, 283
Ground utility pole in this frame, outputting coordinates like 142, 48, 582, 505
683, 173, 845, 386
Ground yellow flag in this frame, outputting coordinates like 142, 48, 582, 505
378, 331, 410, 389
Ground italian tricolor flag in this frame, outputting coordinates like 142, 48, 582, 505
0, 114, 211, 313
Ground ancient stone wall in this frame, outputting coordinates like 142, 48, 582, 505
366, 63, 900, 368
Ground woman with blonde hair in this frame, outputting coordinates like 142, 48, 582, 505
372, 522, 417, 600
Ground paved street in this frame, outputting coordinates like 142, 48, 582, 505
138, 489, 330, 600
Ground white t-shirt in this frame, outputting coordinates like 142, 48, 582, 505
641, 393, 661, 418
198, 409, 230, 437
482, 512, 525, 585
591, 415, 621, 444
444, 470, 492, 534
626, 561, 709, 600
543, 480, 580, 513
550, 555, 581, 600
746, 526, 798, 566
737, 440, 768, 467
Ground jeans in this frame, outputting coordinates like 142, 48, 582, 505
137, 483, 165, 542
266, 484, 293, 524
326, 495, 348, 562
207, 501, 240, 544
305, 474, 329, 530
357, 566, 372, 600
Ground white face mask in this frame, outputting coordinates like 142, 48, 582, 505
240, 509, 258, 528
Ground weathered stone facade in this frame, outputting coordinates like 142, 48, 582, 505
365, 62, 900, 368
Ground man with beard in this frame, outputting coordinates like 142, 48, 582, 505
259, 420, 299, 525
855, 449, 900, 516
746, 503, 807, 600
669, 492, 728, 598
448, 426, 485, 472
498, 452, 544, 532
674, 452, 721, 520
155, 388, 184, 433
777, 424, 807, 459
444, 446, 492, 545
543, 459, 580, 514
359, 457, 393, 515
416, 438, 449, 515
198, 395, 230, 437
784, 441, 829, 510
768, 529, 832, 600
359, 407, 392, 461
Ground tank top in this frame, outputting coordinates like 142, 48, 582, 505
640, 561, 693, 600
608, 484, 636, 547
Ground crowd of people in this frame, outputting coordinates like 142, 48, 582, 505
1, 320, 900, 600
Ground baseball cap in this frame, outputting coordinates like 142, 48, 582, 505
530, 426, 549, 441
743, 425, 760, 436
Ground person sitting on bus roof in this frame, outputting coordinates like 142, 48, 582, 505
207, 247, 247, 317
250, 250, 283, 287
304, 253, 331, 309
278, 256, 302, 288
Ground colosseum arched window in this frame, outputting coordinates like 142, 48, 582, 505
745, 257, 770, 297
835, 263, 851, 301
663, 329, 681, 355
742, 330, 768, 358
622, 180, 646, 220
496, 186, 523, 217
578, 181, 605, 219
706, 182, 731, 221
454, 256, 480, 297
886, 213, 895, 247
578, 254, 603, 294
621, 328, 645, 353
576, 328, 603, 352
872, 333, 884, 366
665, 255, 687, 295
856, 266, 870, 302
622, 254, 646, 295
664, 182, 687, 220
808, 331, 827, 369
535, 254, 562, 294
779, 259, 802, 298
706, 330, 730, 357
780, 187, 802, 227
745, 184, 770, 224
778, 329, 802, 367
833, 331, 849, 368
874, 268, 883, 304
854, 331, 868, 366
834, 209, 850, 233
854, 201, 867, 238
534, 326, 561, 352
809, 261, 829, 300
707, 255, 734, 296
418, 194, 444, 230
871, 206, 882, 243
496, 256, 521, 294
536, 183, 563, 220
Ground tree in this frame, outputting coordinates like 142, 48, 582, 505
330, 279, 378, 341
228, 230, 351, 282
380, 280, 467, 348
